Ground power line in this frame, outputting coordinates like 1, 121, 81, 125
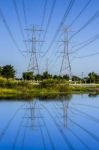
45, 0, 91, 72
42, 0, 76, 57
40, 0, 56, 51
0, 7, 25, 57
75, 51, 99, 59
59, 0, 92, 38
13, 0, 26, 40
69, 0, 92, 27
22, 0, 28, 28
69, 33, 99, 54
39, 0, 47, 40
22, 0, 29, 37
13, 0, 28, 51
70, 8, 99, 40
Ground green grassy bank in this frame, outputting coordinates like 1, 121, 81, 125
0, 77, 99, 99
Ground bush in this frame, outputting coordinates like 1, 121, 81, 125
0, 77, 7, 87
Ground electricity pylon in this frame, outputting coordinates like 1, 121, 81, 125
25, 25, 43, 74
60, 27, 72, 81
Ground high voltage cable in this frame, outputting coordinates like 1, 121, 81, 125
69, 0, 92, 27
75, 51, 99, 59
70, 8, 99, 40
13, 0, 25, 39
38, 0, 56, 69
0, 7, 25, 57
42, 0, 76, 57
48, 44, 74, 75
48, 0, 93, 71
22, 0, 30, 56
39, 0, 47, 41
13, 0, 28, 52
50, 56, 75, 75
40, 0, 75, 73
41, 44, 63, 71
44, 0, 94, 71
59, 0, 92, 38
22, 0, 28, 28
13, 0, 26, 40
45, 0, 91, 72
72, 33, 99, 48
40, 0, 56, 51
41, 0, 47, 30
69, 34, 99, 54
42, 0, 75, 56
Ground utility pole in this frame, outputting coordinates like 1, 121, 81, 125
25, 25, 43, 75
60, 27, 72, 81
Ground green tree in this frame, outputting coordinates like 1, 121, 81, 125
23, 72, 33, 80
63, 74, 69, 80
88, 72, 97, 83
35, 74, 42, 81
42, 71, 52, 79
53, 75, 63, 80
2, 65, 15, 79
72, 76, 81, 82
53, 75, 58, 79
0, 66, 2, 76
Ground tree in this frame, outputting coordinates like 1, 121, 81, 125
23, 72, 33, 80
0, 66, 2, 76
42, 71, 52, 79
53, 75, 63, 80
35, 74, 42, 81
63, 74, 69, 80
2, 65, 15, 79
53, 75, 58, 79
72, 76, 81, 82
88, 72, 97, 83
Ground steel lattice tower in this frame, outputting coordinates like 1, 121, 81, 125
26, 25, 43, 74
60, 27, 72, 81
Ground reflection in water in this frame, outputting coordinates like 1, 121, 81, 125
88, 93, 98, 97
0, 94, 99, 150
54, 99, 91, 150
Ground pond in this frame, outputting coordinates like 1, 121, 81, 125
0, 94, 99, 150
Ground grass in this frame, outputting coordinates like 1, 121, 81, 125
0, 77, 99, 99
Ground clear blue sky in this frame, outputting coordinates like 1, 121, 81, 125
0, 0, 99, 77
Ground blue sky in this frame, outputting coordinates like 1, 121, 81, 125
0, 0, 99, 77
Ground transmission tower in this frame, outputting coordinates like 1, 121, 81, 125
25, 25, 43, 74
60, 27, 72, 81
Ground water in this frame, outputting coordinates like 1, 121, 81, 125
0, 94, 99, 150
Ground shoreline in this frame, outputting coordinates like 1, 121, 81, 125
0, 77, 99, 99
0, 86, 98, 99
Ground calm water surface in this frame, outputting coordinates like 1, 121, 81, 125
0, 94, 99, 150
